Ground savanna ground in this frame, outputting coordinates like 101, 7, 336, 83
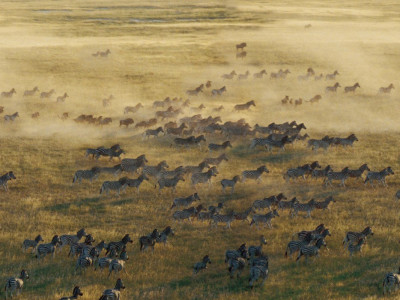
0, 0, 399, 299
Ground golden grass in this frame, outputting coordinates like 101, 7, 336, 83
0, 0, 399, 299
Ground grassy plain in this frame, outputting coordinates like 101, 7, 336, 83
0, 0, 399, 299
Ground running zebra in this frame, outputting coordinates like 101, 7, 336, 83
96, 148, 125, 161
95, 249, 117, 272
228, 257, 246, 278
225, 244, 247, 262
242, 165, 269, 183
171, 193, 200, 209
99, 278, 125, 300
233, 207, 255, 223
347, 237, 366, 256
4, 112, 19, 122
72, 167, 101, 184
36, 235, 60, 260
143, 127, 164, 139
23, 86, 39, 97
379, 83, 394, 94
1, 88, 16, 98
142, 161, 169, 178
211, 86, 227, 96
98, 164, 122, 177
59, 228, 87, 252
40, 89, 55, 99
383, 267, 400, 295
253, 69, 267, 78
343, 226, 374, 248
314, 196, 336, 210
75, 247, 99, 272
193, 255, 212, 275
202, 153, 228, 166
191, 167, 218, 188
307, 139, 330, 152
346, 164, 370, 180
324, 167, 350, 187
333, 134, 358, 147
59, 286, 84, 300
120, 155, 148, 174
4, 269, 29, 299
105, 234, 133, 256
157, 174, 185, 193
248, 236, 267, 260
249, 257, 269, 288
126, 174, 149, 195
208, 141, 232, 152
284, 165, 312, 181
221, 175, 240, 194
234, 100, 256, 111
172, 206, 200, 223
68, 234, 95, 257
325, 82, 341, 93
293, 224, 325, 241
0, 171, 16, 191
183, 162, 210, 176
210, 212, 235, 229
156, 226, 175, 245
311, 165, 333, 180
364, 167, 394, 187
250, 210, 279, 228
291, 199, 316, 218
108, 248, 129, 277
253, 193, 287, 211
139, 229, 160, 252
296, 238, 326, 263
278, 197, 298, 212
325, 70, 339, 80
100, 177, 129, 196
22, 234, 44, 253
285, 238, 312, 259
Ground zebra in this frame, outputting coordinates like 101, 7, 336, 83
325, 82, 341, 92
211, 86, 227, 96
108, 248, 129, 277
296, 238, 326, 263
72, 167, 101, 184
278, 197, 298, 212
171, 193, 200, 209
193, 255, 211, 275
126, 174, 149, 195
143, 127, 164, 139
98, 164, 122, 177
59, 286, 84, 300
99, 278, 125, 300
36, 235, 60, 260
250, 210, 279, 228
4, 112, 19, 122
208, 141, 232, 152
225, 244, 247, 262
347, 237, 366, 257
220, 175, 240, 194
325, 70, 339, 80
139, 229, 160, 252
237, 71, 250, 80
22, 234, 44, 253
284, 165, 312, 181
121, 155, 148, 174
311, 165, 333, 180
95, 248, 117, 272
379, 83, 394, 94
96, 149, 125, 161
59, 228, 87, 252
285, 239, 312, 258
40, 89, 55, 98
324, 167, 350, 187
56, 92, 69, 103
68, 234, 95, 257
119, 118, 134, 127
156, 226, 175, 245
234, 100, 256, 111
124, 103, 143, 114
157, 174, 185, 193
210, 212, 236, 229
4, 269, 29, 299
383, 267, 400, 295
1, 88, 16, 98
333, 134, 358, 147
314, 196, 336, 210
344, 82, 360, 93
346, 164, 370, 180
253, 193, 287, 211
236, 42, 247, 51
249, 259, 268, 288
242, 165, 269, 183
221, 70, 237, 80
233, 207, 255, 223
174, 135, 206, 148
253, 69, 267, 78
291, 199, 316, 218
248, 235, 267, 260
172, 206, 200, 223
191, 167, 218, 188
364, 167, 394, 187
343, 226, 374, 248
105, 234, 133, 256
0, 171, 17, 191
228, 257, 246, 278
142, 161, 169, 178
208, 202, 223, 214
100, 177, 128, 196
75, 247, 99, 273
293, 224, 326, 241
182, 162, 210, 176
23, 86, 39, 97
307, 139, 330, 152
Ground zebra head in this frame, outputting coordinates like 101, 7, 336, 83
72, 286, 83, 297
202, 255, 212, 265
122, 234, 133, 244
164, 226, 174, 236
20, 269, 29, 280
260, 235, 267, 245
386, 167, 394, 175
7, 171, 16, 180
115, 278, 125, 290
193, 193, 201, 201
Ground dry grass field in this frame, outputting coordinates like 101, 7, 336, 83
0, 0, 399, 299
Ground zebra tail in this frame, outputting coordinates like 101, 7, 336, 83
170, 203, 176, 209
73, 175, 77, 183
284, 249, 288, 258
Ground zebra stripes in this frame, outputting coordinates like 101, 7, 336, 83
193, 255, 212, 275
210, 212, 235, 229
4, 269, 29, 299
0, 171, 16, 191
364, 167, 394, 187
36, 235, 60, 260
250, 210, 279, 228
221, 175, 240, 194
347, 238, 366, 256
171, 193, 200, 209
296, 238, 326, 263
248, 236, 267, 259
242, 166, 269, 182
73, 167, 101, 184
108, 248, 129, 277
228, 257, 246, 278
285, 239, 311, 258
105, 234, 133, 256
191, 167, 218, 187
383, 267, 400, 295
75, 247, 99, 272
249, 256, 269, 288
22, 234, 44, 253
99, 278, 125, 300
139, 229, 159, 252
59, 286, 84, 300
292, 199, 316, 218
59, 228, 87, 252
100, 178, 128, 196
343, 226, 374, 248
